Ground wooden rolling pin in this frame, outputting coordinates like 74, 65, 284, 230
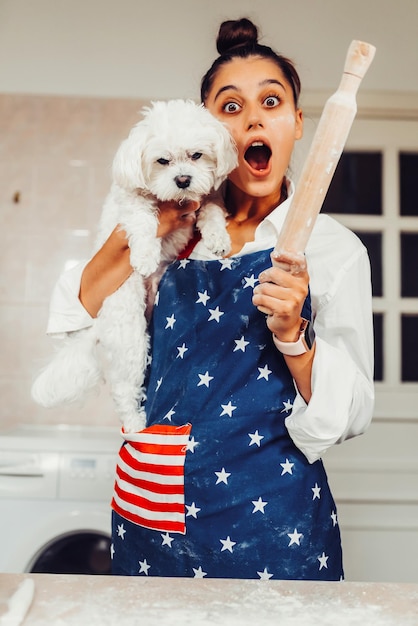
272, 39, 376, 267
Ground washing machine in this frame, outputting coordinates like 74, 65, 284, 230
0, 423, 121, 575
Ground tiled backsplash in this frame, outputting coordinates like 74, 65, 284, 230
0, 93, 149, 431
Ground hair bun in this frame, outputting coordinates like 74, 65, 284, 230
216, 18, 258, 55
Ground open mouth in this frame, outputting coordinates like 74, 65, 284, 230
244, 141, 272, 171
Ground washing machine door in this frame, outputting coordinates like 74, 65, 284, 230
30, 531, 111, 575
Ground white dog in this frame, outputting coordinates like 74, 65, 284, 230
32, 99, 237, 432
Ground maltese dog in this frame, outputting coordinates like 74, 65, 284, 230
32, 99, 237, 432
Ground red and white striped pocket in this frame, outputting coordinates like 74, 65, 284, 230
111, 423, 192, 534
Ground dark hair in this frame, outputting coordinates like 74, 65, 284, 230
200, 18, 301, 106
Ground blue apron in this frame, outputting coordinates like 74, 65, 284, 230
111, 249, 343, 580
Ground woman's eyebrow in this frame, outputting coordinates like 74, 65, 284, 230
261, 78, 287, 91
213, 84, 238, 102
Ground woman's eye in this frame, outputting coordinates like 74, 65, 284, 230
157, 157, 170, 165
223, 102, 240, 113
264, 95, 280, 108
191, 152, 202, 161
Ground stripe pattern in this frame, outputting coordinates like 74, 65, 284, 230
111, 423, 192, 534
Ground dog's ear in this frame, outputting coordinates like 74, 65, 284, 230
207, 115, 238, 190
112, 119, 150, 191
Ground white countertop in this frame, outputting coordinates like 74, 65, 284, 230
1, 574, 417, 626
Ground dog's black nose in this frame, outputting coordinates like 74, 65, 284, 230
175, 175, 191, 189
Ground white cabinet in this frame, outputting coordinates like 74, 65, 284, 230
324, 420, 418, 582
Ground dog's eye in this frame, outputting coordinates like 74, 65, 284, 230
191, 152, 202, 161
157, 158, 170, 165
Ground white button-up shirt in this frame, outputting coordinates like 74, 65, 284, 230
46, 184, 375, 463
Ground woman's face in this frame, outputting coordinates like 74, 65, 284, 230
205, 56, 303, 202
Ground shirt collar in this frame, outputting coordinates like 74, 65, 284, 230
256, 179, 295, 240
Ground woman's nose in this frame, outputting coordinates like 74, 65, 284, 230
245, 107, 264, 130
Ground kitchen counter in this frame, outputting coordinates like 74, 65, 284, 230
0, 574, 417, 625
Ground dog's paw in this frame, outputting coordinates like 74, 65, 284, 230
202, 230, 231, 257
130, 250, 160, 277
123, 409, 147, 433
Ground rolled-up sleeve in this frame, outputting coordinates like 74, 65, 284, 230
285, 237, 375, 463
46, 261, 94, 335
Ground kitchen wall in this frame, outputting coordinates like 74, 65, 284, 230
0, 93, 149, 430
1, 0, 417, 98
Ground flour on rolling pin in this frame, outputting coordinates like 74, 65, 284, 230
272, 40, 376, 269
0, 578, 35, 626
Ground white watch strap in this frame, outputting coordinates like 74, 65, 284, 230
272, 319, 315, 356
272, 332, 309, 356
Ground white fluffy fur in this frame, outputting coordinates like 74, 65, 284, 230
32, 99, 237, 432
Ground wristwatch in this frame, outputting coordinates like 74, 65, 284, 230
272, 319, 316, 356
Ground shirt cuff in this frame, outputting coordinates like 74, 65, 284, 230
285, 335, 359, 463
46, 261, 94, 335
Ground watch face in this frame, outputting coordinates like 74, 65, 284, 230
304, 321, 316, 350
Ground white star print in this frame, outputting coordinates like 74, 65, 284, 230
257, 364, 272, 381
178, 259, 189, 269
280, 459, 294, 475
176, 343, 188, 359
186, 436, 199, 453
196, 290, 210, 305
197, 371, 214, 387
312, 483, 321, 500
287, 529, 303, 546
220, 536, 236, 553
138, 559, 151, 575
281, 399, 293, 413
163, 408, 175, 421
318, 552, 329, 570
331, 511, 338, 527
248, 430, 264, 447
220, 401, 237, 417
161, 532, 174, 547
193, 566, 207, 578
257, 567, 273, 580
219, 258, 234, 270
215, 467, 231, 485
165, 314, 176, 329
252, 497, 267, 514
243, 274, 258, 288
110, 543, 115, 559
117, 523, 126, 539
234, 336, 249, 352
208, 306, 224, 322
186, 502, 201, 518
156, 377, 163, 391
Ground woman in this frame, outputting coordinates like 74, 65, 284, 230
47, 18, 374, 580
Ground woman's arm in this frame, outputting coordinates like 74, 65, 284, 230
285, 245, 374, 463
81, 200, 200, 317
79, 226, 132, 318
252, 240, 374, 463
47, 200, 200, 332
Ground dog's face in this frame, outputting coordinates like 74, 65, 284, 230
112, 100, 237, 201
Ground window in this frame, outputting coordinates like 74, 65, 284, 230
295, 113, 418, 418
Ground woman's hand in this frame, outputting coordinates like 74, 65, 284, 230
252, 253, 309, 342
156, 200, 200, 238
252, 253, 314, 403
79, 200, 200, 318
